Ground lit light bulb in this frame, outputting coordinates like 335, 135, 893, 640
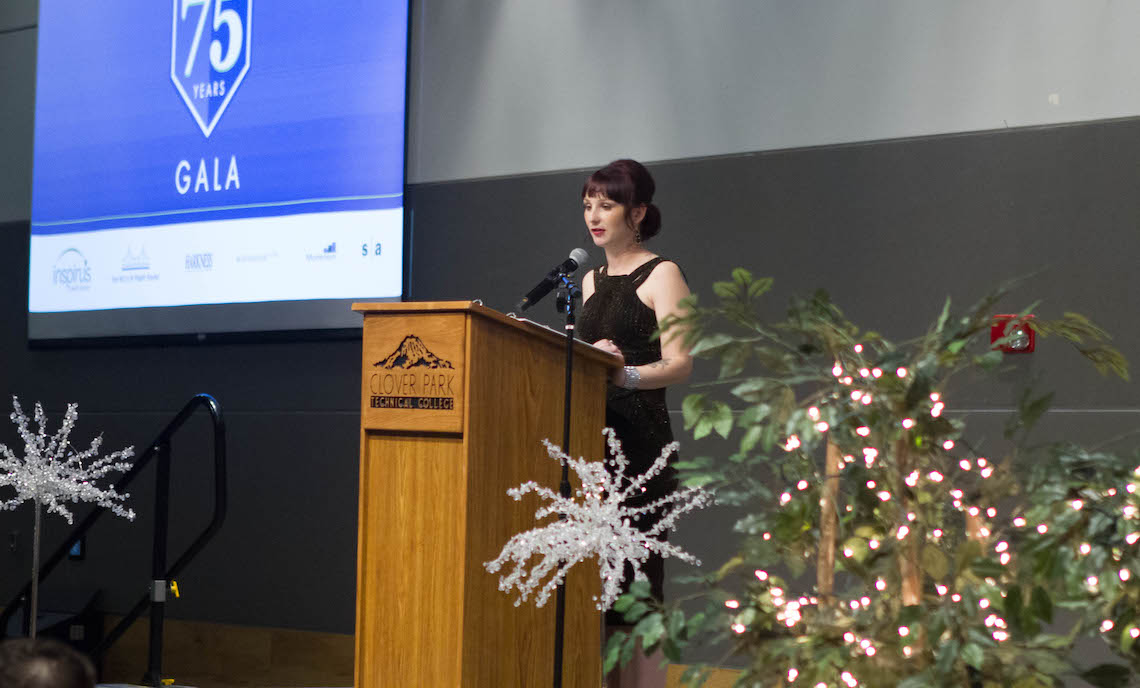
725, 599, 740, 609
871, 368, 883, 378
875, 579, 886, 591
942, 440, 955, 451
1013, 517, 1027, 527
1102, 620, 1115, 632
755, 570, 769, 580
1080, 543, 1092, 555
856, 426, 871, 437
868, 539, 880, 550
1072, 499, 1084, 510
928, 471, 943, 482
797, 480, 809, 490
897, 525, 909, 540
732, 623, 746, 634
1037, 524, 1049, 534
902, 418, 915, 429
878, 491, 892, 502
897, 367, 908, 377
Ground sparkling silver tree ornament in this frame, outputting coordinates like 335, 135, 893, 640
0, 397, 135, 637
486, 428, 711, 611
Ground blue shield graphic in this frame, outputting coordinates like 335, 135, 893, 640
171, 0, 252, 137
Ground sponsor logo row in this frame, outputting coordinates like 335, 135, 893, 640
49, 240, 384, 292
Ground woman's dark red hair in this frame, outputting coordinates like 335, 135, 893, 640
581, 159, 662, 240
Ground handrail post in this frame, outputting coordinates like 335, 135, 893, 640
141, 441, 172, 688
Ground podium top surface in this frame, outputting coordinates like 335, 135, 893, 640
352, 300, 621, 368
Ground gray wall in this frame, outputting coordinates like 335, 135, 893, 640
1, 1, 1138, 640
408, 0, 1140, 183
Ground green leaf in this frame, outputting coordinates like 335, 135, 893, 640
974, 349, 1004, 370
628, 579, 652, 600
935, 638, 961, 675
970, 556, 1004, 580
898, 605, 924, 626
682, 394, 707, 430
947, 339, 967, 355
955, 539, 982, 577
960, 642, 985, 669
1123, 626, 1138, 654
731, 267, 753, 285
934, 298, 952, 335
685, 611, 707, 638
747, 276, 773, 299
922, 545, 949, 580
623, 601, 650, 623
689, 333, 736, 357
633, 612, 666, 649
603, 631, 629, 673
1029, 586, 1053, 624
711, 402, 734, 439
1080, 664, 1131, 688
1003, 585, 1024, 622
1020, 391, 1054, 434
897, 674, 935, 688
693, 416, 713, 440
740, 425, 764, 453
712, 281, 737, 301
612, 594, 636, 614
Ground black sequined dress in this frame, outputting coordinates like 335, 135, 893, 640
577, 256, 681, 618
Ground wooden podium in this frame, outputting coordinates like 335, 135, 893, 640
352, 301, 614, 688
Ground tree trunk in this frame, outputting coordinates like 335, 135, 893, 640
817, 442, 843, 608
30, 499, 40, 638
895, 438, 922, 607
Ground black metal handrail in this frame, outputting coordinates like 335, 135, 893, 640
0, 393, 227, 686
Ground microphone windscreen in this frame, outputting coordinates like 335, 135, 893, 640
569, 248, 589, 269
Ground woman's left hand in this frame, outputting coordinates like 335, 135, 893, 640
591, 339, 627, 384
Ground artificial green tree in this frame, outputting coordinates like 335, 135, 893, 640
607, 271, 1136, 688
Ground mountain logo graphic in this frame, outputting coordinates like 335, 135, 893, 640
375, 335, 454, 370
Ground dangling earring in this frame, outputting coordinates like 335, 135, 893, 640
635, 226, 642, 244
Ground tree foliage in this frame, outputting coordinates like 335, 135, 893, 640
606, 271, 1136, 688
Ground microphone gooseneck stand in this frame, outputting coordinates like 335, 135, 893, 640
551, 271, 581, 688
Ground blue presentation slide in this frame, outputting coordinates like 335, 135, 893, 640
30, 0, 407, 313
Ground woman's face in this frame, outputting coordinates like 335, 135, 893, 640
583, 193, 640, 249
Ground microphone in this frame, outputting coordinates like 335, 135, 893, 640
516, 248, 589, 312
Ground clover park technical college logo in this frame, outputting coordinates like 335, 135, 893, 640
171, 0, 251, 137
369, 335, 457, 410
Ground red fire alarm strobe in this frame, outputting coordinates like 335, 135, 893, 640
991, 314, 1036, 353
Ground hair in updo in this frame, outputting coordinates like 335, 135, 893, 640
581, 159, 662, 241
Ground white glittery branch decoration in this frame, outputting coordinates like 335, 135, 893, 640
486, 428, 712, 611
0, 397, 136, 524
